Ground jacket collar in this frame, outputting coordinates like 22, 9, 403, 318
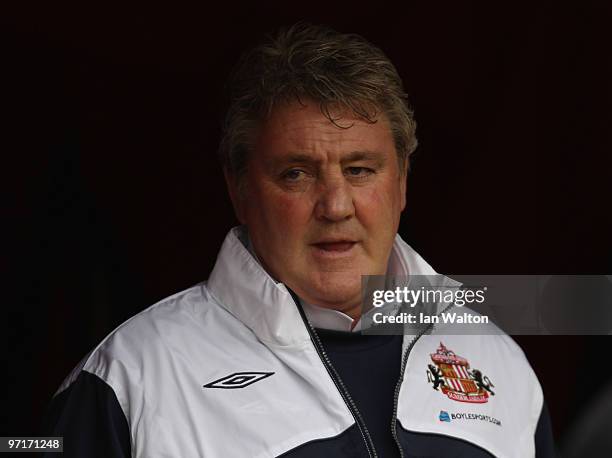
207, 226, 438, 347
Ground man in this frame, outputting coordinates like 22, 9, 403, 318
43, 24, 556, 457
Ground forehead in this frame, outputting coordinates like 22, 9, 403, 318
252, 100, 395, 160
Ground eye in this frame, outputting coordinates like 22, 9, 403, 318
282, 169, 306, 181
345, 167, 374, 178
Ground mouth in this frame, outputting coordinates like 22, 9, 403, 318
311, 240, 357, 253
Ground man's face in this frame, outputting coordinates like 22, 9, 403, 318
227, 100, 407, 318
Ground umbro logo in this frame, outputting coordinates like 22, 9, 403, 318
203, 372, 274, 389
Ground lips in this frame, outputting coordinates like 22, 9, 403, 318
312, 241, 357, 252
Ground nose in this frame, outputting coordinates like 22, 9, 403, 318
314, 175, 355, 222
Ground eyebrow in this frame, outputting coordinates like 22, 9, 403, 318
270, 150, 386, 167
342, 150, 386, 164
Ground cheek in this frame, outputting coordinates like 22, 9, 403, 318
275, 194, 303, 217
355, 183, 403, 224
249, 186, 312, 231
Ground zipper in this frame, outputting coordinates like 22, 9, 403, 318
389, 327, 428, 458
288, 290, 377, 458
390, 304, 455, 457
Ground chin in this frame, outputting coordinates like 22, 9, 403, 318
305, 272, 363, 308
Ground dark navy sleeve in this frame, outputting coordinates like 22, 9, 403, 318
40, 371, 131, 457
535, 401, 558, 458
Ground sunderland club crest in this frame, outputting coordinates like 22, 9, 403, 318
426, 342, 495, 404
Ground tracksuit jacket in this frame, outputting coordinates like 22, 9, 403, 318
43, 227, 556, 457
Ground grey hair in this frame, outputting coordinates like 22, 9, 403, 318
218, 22, 418, 180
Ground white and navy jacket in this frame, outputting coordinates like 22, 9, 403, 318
43, 227, 556, 457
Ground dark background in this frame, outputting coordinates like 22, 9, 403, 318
3, 1, 611, 453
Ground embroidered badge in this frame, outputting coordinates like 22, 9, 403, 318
427, 342, 495, 403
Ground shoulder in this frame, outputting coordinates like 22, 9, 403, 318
428, 311, 544, 429
45, 284, 220, 454
55, 283, 238, 397
400, 319, 545, 456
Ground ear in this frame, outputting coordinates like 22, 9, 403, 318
399, 159, 408, 212
224, 168, 247, 224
